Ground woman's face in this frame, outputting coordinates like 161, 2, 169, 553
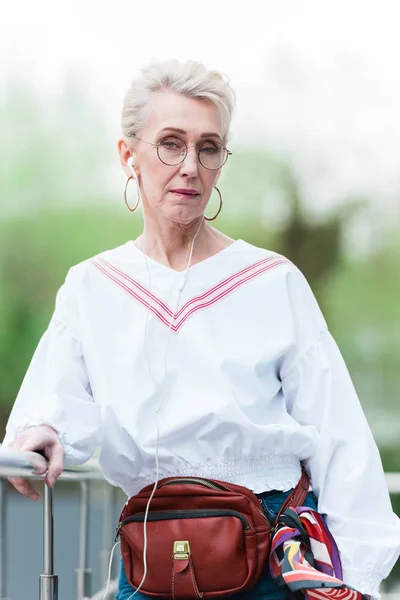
118, 90, 224, 225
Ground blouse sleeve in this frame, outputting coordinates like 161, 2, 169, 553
280, 266, 400, 599
3, 269, 103, 465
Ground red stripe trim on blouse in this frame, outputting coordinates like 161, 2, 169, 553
90, 254, 290, 332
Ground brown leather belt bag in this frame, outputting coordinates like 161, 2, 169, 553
116, 470, 309, 599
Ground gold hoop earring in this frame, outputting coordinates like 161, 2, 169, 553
124, 176, 141, 212
205, 186, 223, 221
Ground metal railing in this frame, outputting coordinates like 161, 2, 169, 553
0, 446, 115, 600
0, 446, 398, 600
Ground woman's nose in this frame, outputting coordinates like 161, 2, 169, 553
179, 147, 199, 177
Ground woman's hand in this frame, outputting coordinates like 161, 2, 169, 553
7, 424, 65, 500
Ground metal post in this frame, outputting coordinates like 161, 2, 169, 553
0, 479, 10, 600
100, 485, 117, 587
75, 481, 92, 600
40, 484, 58, 600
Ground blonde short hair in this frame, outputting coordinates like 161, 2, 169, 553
121, 59, 235, 144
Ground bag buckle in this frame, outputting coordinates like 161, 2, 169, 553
173, 540, 190, 560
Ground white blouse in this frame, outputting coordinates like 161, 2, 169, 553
3, 239, 400, 598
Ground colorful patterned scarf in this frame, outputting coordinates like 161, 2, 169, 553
270, 506, 368, 599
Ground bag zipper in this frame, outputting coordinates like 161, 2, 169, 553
256, 506, 270, 524
159, 478, 270, 525
159, 477, 226, 491
115, 508, 250, 540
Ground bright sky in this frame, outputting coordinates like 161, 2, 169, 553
2, 0, 400, 219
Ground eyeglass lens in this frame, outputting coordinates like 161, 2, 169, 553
157, 136, 228, 170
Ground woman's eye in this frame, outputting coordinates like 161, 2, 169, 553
160, 137, 184, 150
161, 141, 177, 149
200, 143, 218, 154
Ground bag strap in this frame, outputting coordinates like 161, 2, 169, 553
274, 468, 310, 527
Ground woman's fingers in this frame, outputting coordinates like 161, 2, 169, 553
8, 477, 40, 501
6, 425, 65, 497
45, 443, 65, 487
7, 438, 42, 499
25, 451, 48, 475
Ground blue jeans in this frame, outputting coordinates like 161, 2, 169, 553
116, 489, 318, 600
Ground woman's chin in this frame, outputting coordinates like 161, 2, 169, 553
164, 206, 205, 225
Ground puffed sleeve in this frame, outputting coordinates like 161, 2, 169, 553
280, 266, 400, 599
3, 268, 103, 465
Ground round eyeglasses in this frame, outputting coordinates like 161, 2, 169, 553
133, 134, 232, 170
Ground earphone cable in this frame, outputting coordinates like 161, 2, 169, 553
125, 211, 203, 597
101, 541, 120, 600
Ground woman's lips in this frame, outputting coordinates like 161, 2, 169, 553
170, 189, 200, 197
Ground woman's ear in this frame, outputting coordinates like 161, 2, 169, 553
118, 139, 137, 178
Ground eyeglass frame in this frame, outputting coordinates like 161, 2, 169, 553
132, 133, 232, 171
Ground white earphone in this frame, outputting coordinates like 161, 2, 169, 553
127, 156, 136, 179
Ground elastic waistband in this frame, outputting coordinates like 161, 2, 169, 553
123, 455, 303, 497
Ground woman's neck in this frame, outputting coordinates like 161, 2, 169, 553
134, 218, 234, 272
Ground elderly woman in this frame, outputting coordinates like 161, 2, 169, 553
3, 60, 399, 600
